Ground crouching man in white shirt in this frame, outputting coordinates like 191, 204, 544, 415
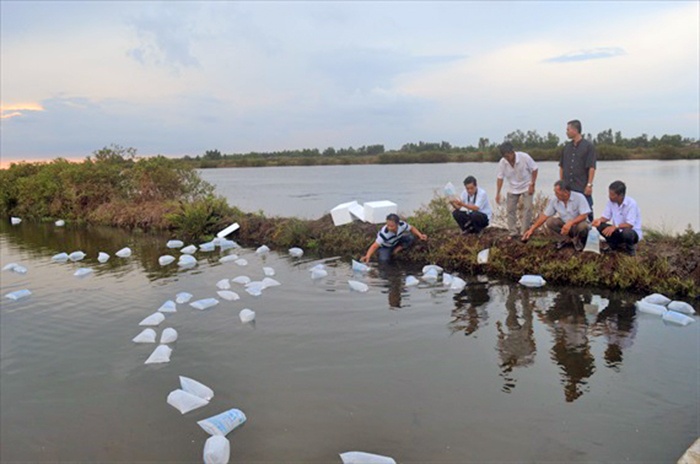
591, 180, 642, 256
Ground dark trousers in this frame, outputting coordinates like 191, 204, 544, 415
452, 210, 489, 234
377, 233, 415, 262
597, 223, 639, 250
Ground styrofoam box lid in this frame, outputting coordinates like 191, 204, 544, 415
364, 200, 397, 208
331, 200, 359, 211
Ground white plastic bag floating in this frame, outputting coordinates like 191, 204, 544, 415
167, 240, 184, 249
145, 344, 172, 364
256, 245, 270, 255
197, 408, 247, 436
115, 247, 132, 258
97, 252, 110, 263
422, 268, 439, 283
519, 275, 546, 288
662, 310, 695, 326
234, 258, 248, 266
348, 280, 369, 293
450, 276, 467, 292
175, 292, 193, 304
3, 263, 20, 272
642, 293, 671, 306
178, 255, 197, 267
159, 255, 175, 266
219, 239, 238, 251
405, 276, 419, 287
217, 222, 240, 238
51, 252, 69, 262
442, 272, 453, 287
69, 251, 86, 261
309, 263, 326, 272
422, 264, 443, 274
263, 267, 275, 276
217, 290, 240, 301
239, 309, 256, 323
74, 268, 93, 278
160, 328, 178, 343
199, 242, 216, 252
311, 269, 328, 280
203, 435, 230, 464
443, 181, 456, 197
5, 289, 31, 301
232, 275, 251, 285
219, 255, 239, 264
167, 389, 209, 414
55, 219, 65, 227
245, 282, 265, 297
289, 247, 304, 258
190, 298, 219, 310
339, 451, 397, 464
132, 328, 156, 344
12, 264, 27, 274
635, 300, 667, 316
477, 248, 490, 264
583, 227, 601, 254
139, 312, 166, 327
180, 376, 214, 401
667, 301, 696, 315
261, 277, 281, 288
10, 217, 21, 225
352, 260, 370, 273
216, 279, 231, 290
158, 300, 177, 313
181, 245, 197, 255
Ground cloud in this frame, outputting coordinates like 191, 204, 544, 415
544, 47, 626, 63
0, 103, 44, 119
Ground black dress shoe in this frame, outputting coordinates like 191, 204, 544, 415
555, 241, 566, 250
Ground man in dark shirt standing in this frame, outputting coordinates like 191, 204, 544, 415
560, 120, 596, 220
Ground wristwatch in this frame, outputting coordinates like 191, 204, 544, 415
586, 183, 593, 187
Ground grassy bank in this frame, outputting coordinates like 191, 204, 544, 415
2, 154, 698, 298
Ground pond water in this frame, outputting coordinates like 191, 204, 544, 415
1, 222, 697, 462
200, 159, 700, 233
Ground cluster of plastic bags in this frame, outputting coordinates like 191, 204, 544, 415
635, 293, 695, 326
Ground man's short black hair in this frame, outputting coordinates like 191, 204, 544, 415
554, 180, 571, 192
609, 180, 626, 196
464, 176, 477, 186
567, 119, 582, 134
386, 213, 401, 223
499, 142, 515, 156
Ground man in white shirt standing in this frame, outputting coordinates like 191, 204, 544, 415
592, 180, 643, 256
450, 175, 493, 234
496, 142, 539, 238
522, 181, 591, 251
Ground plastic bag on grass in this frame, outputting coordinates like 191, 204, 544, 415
583, 227, 600, 254
116, 247, 132, 258
139, 312, 165, 326
55, 219, 65, 227
176, 292, 193, 304
181, 245, 197, 254
10, 217, 21, 225
217, 290, 240, 301
197, 408, 247, 436
199, 242, 216, 252
339, 451, 397, 464
167, 240, 184, 249
239, 309, 256, 323
159, 255, 175, 266
477, 248, 490, 264
98, 252, 110, 263
667, 301, 696, 315
167, 389, 209, 414
145, 345, 172, 364
158, 300, 177, 313
132, 328, 156, 343
178, 255, 197, 267
289, 247, 304, 258
160, 328, 178, 343
203, 435, 230, 464
348, 280, 369, 293
180, 376, 214, 401
5, 289, 31, 301
190, 298, 219, 310
519, 275, 546, 288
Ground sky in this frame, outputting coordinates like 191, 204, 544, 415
1, 1, 699, 163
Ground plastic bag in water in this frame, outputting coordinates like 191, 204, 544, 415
339, 451, 397, 464
218, 239, 238, 250
234, 259, 248, 267
139, 312, 166, 326
519, 275, 546, 288
145, 345, 172, 364
5, 289, 31, 301
256, 245, 270, 255
239, 309, 256, 323
422, 264, 443, 274
443, 182, 457, 197
261, 277, 281, 288
289, 247, 304, 258
197, 408, 247, 436
159, 255, 176, 266
667, 301, 696, 315
219, 255, 239, 264
405, 276, 419, 287
10, 217, 21, 225
203, 435, 230, 464
442, 273, 453, 287
422, 268, 439, 283
115, 247, 132, 258
167, 240, 184, 249
180, 376, 214, 400
635, 300, 667, 316
311, 269, 328, 280
352, 260, 370, 273
450, 276, 467, 292
132, 328, 156, 343
642, 293, 671, 306
309, 264, 326, 272
3, 263, 21, 273
51, 252, 69, 262
176, 292, 193, 304
348, 280, 369, 293
662, 310, 694, 326
245, 282, 265, 296
232, 275, 251, 285
263, 267, 275, 276
98, 252, 110, 263
167, 389, 209, 414
181, 245, 197, 255
216, 279, 231, 290
583, 227, 600, 254
74, 268, 93, 278
199, 242, 216, 252
190, 298, 219, 310
477, 248, 490, 264
158, 300, 177, 313
69, 251, 86, 261
160, 328, 178, 343
217, 291, 240, 301
178, 255, 197, 267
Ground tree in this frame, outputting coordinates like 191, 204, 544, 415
203, 150, 222, 160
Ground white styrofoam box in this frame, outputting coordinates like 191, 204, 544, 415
363, 201, 398, 224
348, 203, 366, 222
331, 201, 360, 226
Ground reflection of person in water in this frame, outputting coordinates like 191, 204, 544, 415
496, 286, 537, 393
541, 289, 596, 402
590, 295, 638, 371
449, 280, 490, 336
375, 262, 406, 309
